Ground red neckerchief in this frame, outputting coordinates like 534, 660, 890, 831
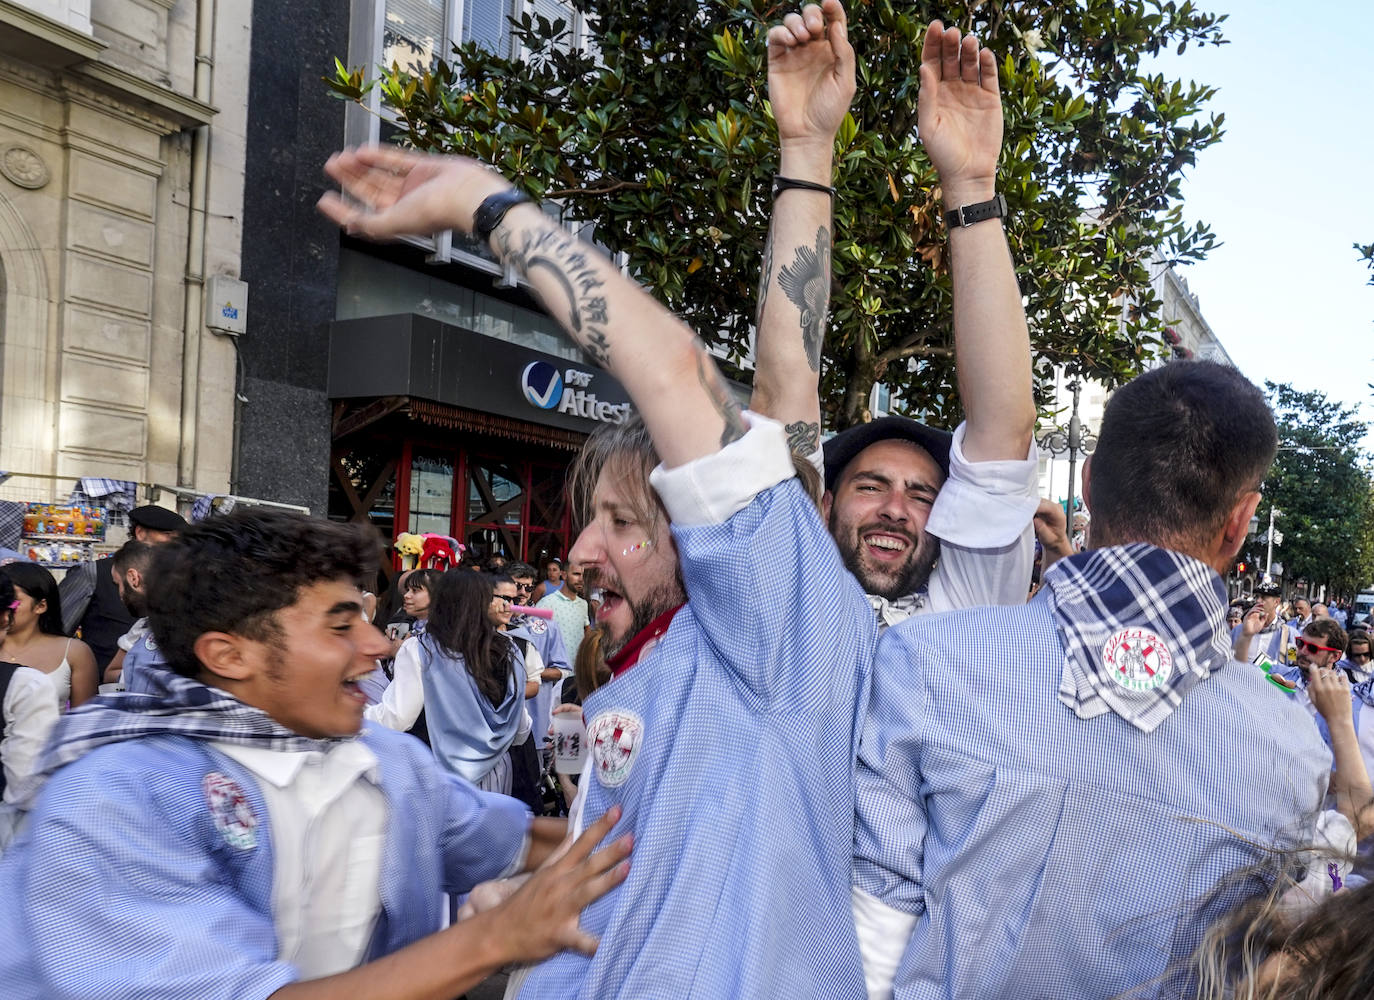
606, 604, 685, 679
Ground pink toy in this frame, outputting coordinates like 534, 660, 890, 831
512, 604, 554, 620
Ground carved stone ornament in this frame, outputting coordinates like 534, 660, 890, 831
1, 145, 50, 190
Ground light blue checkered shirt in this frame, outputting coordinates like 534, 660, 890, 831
518, 477, 875, 999
854, 583, 1331, 998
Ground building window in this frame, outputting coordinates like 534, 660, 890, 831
409, 449, 456, 535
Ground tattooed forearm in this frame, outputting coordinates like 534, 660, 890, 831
496, 222, 614, 370
784, 420, 821, 457
777, 226, 832, 372
695, 346, 747, 448
755, 231, 775, 329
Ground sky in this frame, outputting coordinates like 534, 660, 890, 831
1149, 0, 1374, 448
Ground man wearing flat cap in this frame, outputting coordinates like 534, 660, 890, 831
59, 505, 188, 673
1232, 579, 1295, 665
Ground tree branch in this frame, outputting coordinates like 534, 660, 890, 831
546, 180, 648, 198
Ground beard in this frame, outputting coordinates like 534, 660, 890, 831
121, 589, 148, 619
829, 511, 941, 602
587, 566, 685, 662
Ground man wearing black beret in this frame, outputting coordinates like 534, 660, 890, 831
59, 505, 188, 673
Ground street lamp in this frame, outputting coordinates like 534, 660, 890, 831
1037, 377, 1098, 522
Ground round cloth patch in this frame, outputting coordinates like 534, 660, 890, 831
1102, 628, 1174, 692
587, 709, 645, 788
526, 619, 547, 634
203, 771, 258, 850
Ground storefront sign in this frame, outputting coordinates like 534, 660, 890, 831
520, 361, 632, 425
328, 313, 635, 434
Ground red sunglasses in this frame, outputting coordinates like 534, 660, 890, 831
1296, 637, 1342, 655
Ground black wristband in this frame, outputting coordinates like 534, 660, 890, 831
473, 188, 535, 245
944, 193, 1008, 229
772, 175, 836, 199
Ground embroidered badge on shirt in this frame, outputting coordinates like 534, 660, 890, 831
527, 619, 547, 634
587, 709, 645, 788
203, 771, 258, 850
1102, 628, 1174, 693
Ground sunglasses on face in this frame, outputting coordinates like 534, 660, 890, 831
493, 595, 515, 606
1296, 637, 1342, 655
1349, 648, 1371, 662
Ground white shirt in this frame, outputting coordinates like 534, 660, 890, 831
0, 667, 60, 849
213, 741, 387, 979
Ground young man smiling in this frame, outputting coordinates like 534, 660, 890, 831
0, 510, 630, 999
750, 2, 1039, 631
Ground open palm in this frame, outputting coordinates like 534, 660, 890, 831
917, 21, 1003, 186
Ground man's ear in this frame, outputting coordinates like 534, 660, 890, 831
192, 632, 257, 683
1079, 458, 1092, 513
1219, 489, 1262, 562
820, 489, 834, 523
127, 567, 143, 592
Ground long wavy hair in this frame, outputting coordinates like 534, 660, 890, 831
424, 570, 515, 706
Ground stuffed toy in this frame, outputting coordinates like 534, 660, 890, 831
420, 533, 462, 571
393, 532, 425, 570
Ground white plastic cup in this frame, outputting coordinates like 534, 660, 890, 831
552, 713, 588, 775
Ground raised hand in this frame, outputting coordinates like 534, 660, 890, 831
1309, 666, 1354, 726
766, 0, 856, 152
917, 20, 1002, 198
317, 145, 510, 240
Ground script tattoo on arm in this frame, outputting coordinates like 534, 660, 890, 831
497, 223, 614, 370
776, 226, 832, 373
755, 231, 775, 328
784, 420, 821, 457
695, 347, 747, 448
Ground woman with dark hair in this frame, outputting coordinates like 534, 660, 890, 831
0, 572, 61, 849
0, 564, 96, 709
366, 571, 527, 793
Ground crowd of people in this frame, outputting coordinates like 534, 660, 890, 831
0, 3, 1369, 998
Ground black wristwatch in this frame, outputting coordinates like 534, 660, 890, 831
944, 193, 1008, 229
473, 188, 535, 245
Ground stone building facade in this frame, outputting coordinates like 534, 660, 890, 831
0, 0, 249, 494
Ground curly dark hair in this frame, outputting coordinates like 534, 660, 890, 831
147, 509, 378, 678
2, 563, 65, 636
424, 570, 515, 706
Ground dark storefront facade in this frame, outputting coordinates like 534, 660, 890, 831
328, 312, 633, 579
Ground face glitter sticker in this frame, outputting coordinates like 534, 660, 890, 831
621, 539, 653, 557
203, 771, 258, 850
587, 709, 645, 788
1101, 628, 1174, 693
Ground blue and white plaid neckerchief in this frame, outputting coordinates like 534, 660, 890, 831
37, 665, 346, 777
1045, 543, 1231, 734
869, 591, 926, 631
1353, 677, 1374, 710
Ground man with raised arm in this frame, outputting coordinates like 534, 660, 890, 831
756, 4, 1039, 629
319, 93, 875, 996
848, 34, 1329, 991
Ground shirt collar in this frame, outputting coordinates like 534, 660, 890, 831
214, 739, 381, 790
607, 604, 685, 679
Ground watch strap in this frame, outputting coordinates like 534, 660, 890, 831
944, 193, 1008, 229
473, 189, 535, 244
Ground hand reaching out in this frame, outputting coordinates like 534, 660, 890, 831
917, 20, 1003, 199
1032, 499, 1074, 570
766, 0, 856, 153
317, 145, 511, 241
497, 805, 632, 962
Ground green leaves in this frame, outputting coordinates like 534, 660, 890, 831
327, 0, 1231, 428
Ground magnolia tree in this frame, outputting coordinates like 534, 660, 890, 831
330, 0, 1226, 428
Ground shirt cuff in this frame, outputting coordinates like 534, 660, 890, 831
853, 886, 916, 999
926, 422, 1040, 549
649, 412, 796, 526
